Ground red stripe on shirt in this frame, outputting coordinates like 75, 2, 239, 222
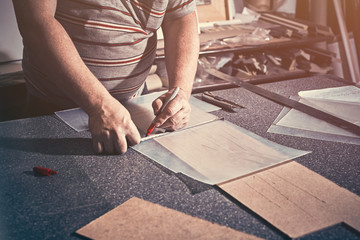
72, 37, 145, 47
56, 12, 147, 34
67, 0, 144, 27
99, 63, 152, 81
82, 39, 156, 66
130, 0, 166, 17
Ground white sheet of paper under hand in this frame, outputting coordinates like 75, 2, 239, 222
55, 93, 219, 139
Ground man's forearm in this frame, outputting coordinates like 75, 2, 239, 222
13, 0, 140, 154
150, 11, 199, 131
13, 0, 113, 114
162, 11, 199, 97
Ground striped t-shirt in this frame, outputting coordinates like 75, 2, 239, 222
22, 0, 196, 107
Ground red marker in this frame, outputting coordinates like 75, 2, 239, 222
146, 123, 156, 136
145, 87, 180, 136
33, 166, 58, 176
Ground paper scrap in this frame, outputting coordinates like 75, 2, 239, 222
219, 161, 360, 238
276, 98, 360, 137
268, 86, 360, 144
55, 108, 89, 132
268, 102, 360, 145
76, 197, 263, 240
298, 85, 360, 104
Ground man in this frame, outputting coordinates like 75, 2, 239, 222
12, 0, 199, 154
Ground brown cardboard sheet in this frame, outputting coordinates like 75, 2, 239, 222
76, 197, 263, 240
218, 161, 360, 238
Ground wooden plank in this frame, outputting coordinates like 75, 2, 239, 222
218, 161, 360, 238
76, 197, 263, 240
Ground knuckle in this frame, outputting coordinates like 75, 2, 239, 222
169, 117, 179, 126
167, 106, 178, 116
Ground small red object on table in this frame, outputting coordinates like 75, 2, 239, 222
33, 166, 58, 176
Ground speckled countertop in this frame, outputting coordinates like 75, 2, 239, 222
0, 74, 359, 240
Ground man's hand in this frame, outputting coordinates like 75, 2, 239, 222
152, 87, 191, 130
88, 98, 140, 154
13, 0, 142, 155
157, 11, 198, 131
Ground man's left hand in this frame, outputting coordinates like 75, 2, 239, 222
151, 87, 191, 131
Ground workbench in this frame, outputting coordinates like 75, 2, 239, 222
0, 74, 359, 239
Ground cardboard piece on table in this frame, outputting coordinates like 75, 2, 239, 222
76, 197, 263, 240
218, 161, 360, 238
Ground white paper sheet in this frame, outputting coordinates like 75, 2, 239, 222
298, 86, 360, 104
268, 86, 360, 144
135, 119, 310, 185
55, 93, 220, 134
55, 91, 309, 185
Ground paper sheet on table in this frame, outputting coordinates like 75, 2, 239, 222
219, 161, 360, 239
56, 91, 309, 185
134, 119, 309, 185
298, 85, 360, 104
268, 86, 360, 145
76, 197, 263, 240
55, 92, 220, 137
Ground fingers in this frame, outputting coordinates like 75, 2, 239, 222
114, 135, 126, 154
160, 111, 190, 130
152, 96, 166, 115
92, 127, 140, 155
88, 99, 141, 155
92, 140, 103, 154
126, 122, 141, 146
152, 88, 191, 131
91, 131, 121, 155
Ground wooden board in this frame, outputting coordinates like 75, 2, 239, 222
76, 197, 263, 240
218, 161, 360, 238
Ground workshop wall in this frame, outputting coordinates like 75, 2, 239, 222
0, 1, 23, 63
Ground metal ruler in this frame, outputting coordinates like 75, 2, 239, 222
202, 62, 360, 136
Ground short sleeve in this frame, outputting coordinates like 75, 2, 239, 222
164, 0, 196, 22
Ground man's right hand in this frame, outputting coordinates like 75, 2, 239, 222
13, 0, 141, 155
88, 98, 140, 154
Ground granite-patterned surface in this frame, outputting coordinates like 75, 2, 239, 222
0, 75, 359, 239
